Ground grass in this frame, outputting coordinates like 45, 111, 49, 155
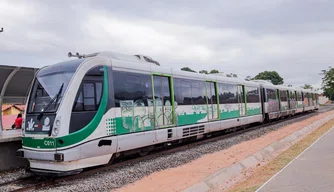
227, 118, 334, 192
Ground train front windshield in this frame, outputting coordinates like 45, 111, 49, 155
27, 71, 74, 113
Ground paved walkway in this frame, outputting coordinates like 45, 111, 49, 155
257, 126, 334, 192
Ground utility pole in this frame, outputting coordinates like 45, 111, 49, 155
0, 28, 3, 33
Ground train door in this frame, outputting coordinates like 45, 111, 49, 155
287, 90, 291, 109
153, 75, 175, 128
206, 81, 219, 120
311, 93, 314, 106
295, 91, 298, 108
301, 92, 305, 109
277, 89, 281, 111
237, 85, 246, 116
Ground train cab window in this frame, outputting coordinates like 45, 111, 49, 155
70, 66, 105, 133
73, 81, 103, 111
73, 91, 84, 111
96, 82, 103, 105
83, 83, 97, 110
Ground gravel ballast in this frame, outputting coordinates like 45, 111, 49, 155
0, 168, 31, 184
1, 106, 332, 192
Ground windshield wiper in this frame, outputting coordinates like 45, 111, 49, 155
37, 83, 64, 120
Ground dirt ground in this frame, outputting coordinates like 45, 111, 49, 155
113, 111, 334, 192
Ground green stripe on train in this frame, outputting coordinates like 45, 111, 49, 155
247, 108, 261, 116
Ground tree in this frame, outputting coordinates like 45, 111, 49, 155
181, 67, 196, 73
209, 69, 219, 74
253, 71, 284, 85
301, 84, 313, 90
199, 70, 208, 74
321, 66, 334, 100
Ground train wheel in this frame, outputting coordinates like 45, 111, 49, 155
108, 156, 115, 164
138, 146, 154, 157
138, 151, 150, 157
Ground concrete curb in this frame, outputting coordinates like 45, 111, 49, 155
183, 114, 334, 192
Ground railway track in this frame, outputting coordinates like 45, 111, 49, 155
1, 106, 332, 192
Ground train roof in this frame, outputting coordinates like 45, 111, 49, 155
50, 51, 319, 93
93, 51, 261, 86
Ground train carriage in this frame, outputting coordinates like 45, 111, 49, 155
16, 51, 317, 176
254, 81, 298, 121
310, 90, 320, 110
302, 89, 317, 112
276, 85, 296, 117
16, 52, 264, 175
253, 80, 280, 121
315, 92, 320, 109
295, 88, 304, 114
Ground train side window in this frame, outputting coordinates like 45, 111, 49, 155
113, 71, 153, 107
191, 81, 206, 105
297, 91, 303, 101
266, 88, 277, 101
218, 83, 238, 104
246, 86, 260, 103
173, 78, 192, 105
290, 91, 295, 100
280, 90, 287, 102
126, 74, 141, 84
181, 80, 192, 105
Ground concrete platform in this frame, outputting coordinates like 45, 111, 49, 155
0, 129, 21, 143
257, 126, 334, 192
0, 129, 28, 171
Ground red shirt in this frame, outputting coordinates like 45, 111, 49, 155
15, 117, 22, 128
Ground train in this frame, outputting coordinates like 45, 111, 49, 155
16, 51, 320, 176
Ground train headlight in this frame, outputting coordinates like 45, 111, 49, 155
52, 116, 61, 136
53, 127, 59, 136
56, 120, 60, 126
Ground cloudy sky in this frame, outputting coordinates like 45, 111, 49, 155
1, 0, 333, 89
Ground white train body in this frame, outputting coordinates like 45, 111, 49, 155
16, 52, 319, 175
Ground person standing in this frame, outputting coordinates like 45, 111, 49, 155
14, 113, 23, 129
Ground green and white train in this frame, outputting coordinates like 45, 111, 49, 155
16, 51, 320, 175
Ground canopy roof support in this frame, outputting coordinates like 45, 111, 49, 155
0, 65, 38, 133
0, 67, 20, 132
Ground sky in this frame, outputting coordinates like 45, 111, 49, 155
1, 0, 334, 89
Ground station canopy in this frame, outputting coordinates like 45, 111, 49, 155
0, 65, 39, 132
